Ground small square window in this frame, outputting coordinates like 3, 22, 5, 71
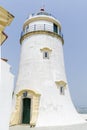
43, 51, 49, 59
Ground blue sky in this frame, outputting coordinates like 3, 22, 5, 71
0, 0, 87, 109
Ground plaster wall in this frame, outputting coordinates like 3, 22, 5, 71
16, 34, 66, 94
80, 114, 87, 121
0, 59, 14, 130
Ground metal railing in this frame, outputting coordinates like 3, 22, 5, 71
21, 24, 63, 38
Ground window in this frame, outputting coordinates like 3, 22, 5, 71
59, 28, 61, 35
60, 86, 65, 95
43, 51, 49, 59
40, 47, 52, 59
26, 25, 29, 32
34, 24, 36, 31
55, 80, 66, 95
53, 23, 58, 33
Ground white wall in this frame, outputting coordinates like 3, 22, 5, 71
79, 114, 87, 121
0, 59, 14, 130
15, 34, 85, 126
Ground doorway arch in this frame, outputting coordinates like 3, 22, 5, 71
10, 89, 41, 126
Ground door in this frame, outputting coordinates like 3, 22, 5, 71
22, 98, 31, 124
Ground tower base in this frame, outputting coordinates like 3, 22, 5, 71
9, 123, 87, 130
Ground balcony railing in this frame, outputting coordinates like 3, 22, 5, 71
21, 24, 63, 39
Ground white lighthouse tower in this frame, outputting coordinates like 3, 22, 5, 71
10, 9, 85, 130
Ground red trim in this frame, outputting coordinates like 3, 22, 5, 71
40, 8, 45, 11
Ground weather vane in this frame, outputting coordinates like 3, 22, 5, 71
41, 0, 45, 11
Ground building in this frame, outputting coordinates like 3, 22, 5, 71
0, 58, 14, 130
9, 9, 87, 130
0, 6, 14, 130
0, 6, 14, 45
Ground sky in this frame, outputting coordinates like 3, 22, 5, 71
0, 0, 87, 110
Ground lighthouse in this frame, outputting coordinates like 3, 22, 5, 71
10, 9, 85, 129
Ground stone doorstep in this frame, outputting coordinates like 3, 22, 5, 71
9, 123, 87, 130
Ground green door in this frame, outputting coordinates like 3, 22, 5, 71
22, 98, 31, 124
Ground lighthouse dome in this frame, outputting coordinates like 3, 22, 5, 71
20, 9, 63, 44
26, 8, 57, 19
37, 9, 51, 16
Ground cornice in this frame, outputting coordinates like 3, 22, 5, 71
20, 30, 64, 45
